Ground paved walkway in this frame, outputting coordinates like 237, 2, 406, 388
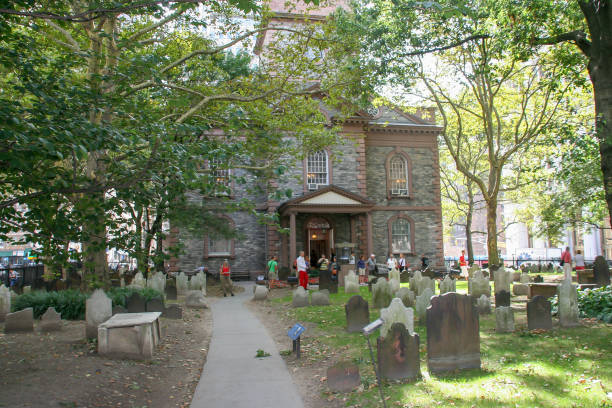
190, 282, 304, 408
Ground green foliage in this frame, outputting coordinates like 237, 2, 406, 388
105, 287, 163, 308
550, 285, 612, 323
255, 349, 271, 358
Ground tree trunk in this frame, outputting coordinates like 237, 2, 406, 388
465, 186, 475, 264
486, 198, 500, 267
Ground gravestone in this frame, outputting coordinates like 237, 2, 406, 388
311, 289, 330, 306
86, 289, 112, 339
426, 293, 480, 375
495, 306, 515, 333
400, 270, 410, 283
527, 296, 552, 331
396, 287, 415, 308
389, 268, 400, 283
344, 270, 360, 294
163, 304, 183, 319
377, 323, 421, 382
165, 284, 177, 301
469, 271, 491, 300
292, 286, 309, 308
176, 272, 188, 296
0, 285, 10, 322
520, 273, 531, 284
494, 269, 512, 298
40, 307, 62, 332
513, 283, 529, 296
185, 290, 208, 309
98, 312, 162, 360
533, 275, 544, 283
468, 264, 480, 278
558, 279, 580, 327
415, 287, 434, 321
372, 278, 393, 309
278, 266, 289, 281
512, 271, 521, 282
327, 361, 361, 392
131, 272, 145, 289
380, 298, 414, 337
593, 255, 611, 286
112, 305, 127, 315
409, 270, 423, 294
439, 276, 456, 294
475, 294, 491, 315
5, 308, 34, 333
389, 277, 400, 294
189, 272, 207, 294
345, 295, 369, 333
495, 290, 511, 307
22, 286, 31, 294
417, 277, 435, 297
253, 285, 268, 301
146, 298, 165, 313
319, 270, 338, 294
127, 292, 146, 313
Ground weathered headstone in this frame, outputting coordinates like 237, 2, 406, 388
593, 255, 611, 287
189, 272, 207, 294
127, 292, 146, 313
469, 270, 491, 300
513, 283, 529, 296
165, 284, 177, 300
495, 290, 511, 307
439, 276, 456, 294
131, 272, 145, 289
292, 286, 309, 308
345, 295, 369, 333
388, 277, 400, 294
344, 271, 360, 294
409, 270, 423, 293
468, 264, 480, 278
520, 273, 531, 284
475, 294, 491, 315
319, 270, 338, 294
176, 272, 188, 296
5, 308, 34, 333
327, 361, 361, 392
0, 285, 10, 322
494, 268, 512, 299
415, 287, 434, 321
112, 305, 127, 315
185, 290, 208, 309
396, 287, 415, 308
146, 297, 165, 313
533, 275, 544, 283
389, 268, 400, 283
381, 298, 414, 337
495, 306, 515, 333
253, 285, 269, 301
86, 289, 112, 339
558, 279, 580, 327
426, 293, 480, 374
377, 323, 421, 381
527, 296, 552, 331
311, 289, 330, 306
163, 304, 183, 319
372, 278, 393, 309
417, 277, 435, 297
40, 307, 62, 332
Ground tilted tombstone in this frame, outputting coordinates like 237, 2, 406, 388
253, 285, 268, 301
344, 270, 360, 294
327, 361, 361, 392
415, 287, 434, 322
469, 270, 491, 300
377, 322, 421, 382
475, 294, 491, 315
372, 278, 393, 309
40, 307, 62, 332
5, 307, 34, 333
494, 268, 512, 298
292, 286, 309, 308
495, 306, 515, 333
380, 298, 414, 337
311, 289, 330, 306
131, 272, 145, 289
345, 295, 369, 333
417, 277, 435, 297
439, 276, 456, 294
176, 272, 188, 296
86, 289, 112, 339
396, 287, 415, 308
495, 290, 511, 307
593, 255, 611, 287
146, 297, 165, 313
558, 279, 580, 327
319, 270, 338, 294
0, 285, 10, 322
185, 290, 208, 309
127, 292, 146, 313
426, 293, 480, 375
527, 295, 552, 331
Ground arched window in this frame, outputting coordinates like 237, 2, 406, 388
388, 155, 409, 196
388, 216, 414, 254
205, 216, 235, 258
306, 150, 329, 190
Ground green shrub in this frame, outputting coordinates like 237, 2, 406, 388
11, 287, 163, 320
549, 285, 612, 323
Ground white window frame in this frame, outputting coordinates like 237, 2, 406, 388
306, 150, 329, 189
389, 155, 409, 196
391, 218, 411, 254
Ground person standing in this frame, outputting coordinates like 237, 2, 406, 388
318, 254, 330, 272
267, 256, 278, 280
219, 259, 234, 297
574, 249, 585, 271
561, 246, 572, 281
297, 251, 308, 290
349, 252, 356, 265
367, 254, 377, 276
386, 253, 397, 270
398, 253, 407, 272
330, 256, 339, 281
459, 250, 468, 280
357, 255, 366, 276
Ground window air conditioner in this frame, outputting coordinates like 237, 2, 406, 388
398, 189, 408, 195
391, 189, 400, 195
308, 183, 318, 190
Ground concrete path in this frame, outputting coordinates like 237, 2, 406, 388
190, 282, 304, 408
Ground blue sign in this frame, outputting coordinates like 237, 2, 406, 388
288, 323, 305, 340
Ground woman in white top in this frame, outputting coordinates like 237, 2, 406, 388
574, 249, 585, 270
386, 253, 398, 270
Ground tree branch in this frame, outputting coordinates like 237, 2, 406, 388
533, 30, 591, 56
400, 34, 489, 58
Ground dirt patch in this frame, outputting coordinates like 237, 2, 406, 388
0, 305, 212, 408
248, 288, 345, 408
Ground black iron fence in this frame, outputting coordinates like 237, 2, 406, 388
0, 264, 45, 288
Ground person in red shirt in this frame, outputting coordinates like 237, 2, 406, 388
459, 249, 468, 280
561, 246, 572, 281
220, 259, 234, 297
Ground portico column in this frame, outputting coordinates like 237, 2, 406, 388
366, 211, 373, 257
289, 212, 296, 268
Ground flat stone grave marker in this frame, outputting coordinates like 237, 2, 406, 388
165, 284, 177, 300
327, 361, 361, 392
345, 295, 369, 333
40, 307, 62, 332
377, 322, 421, 382
146, 298, 165, 313
528, 283, 558, 299
527, 296, 552, 331
427, 293, 480, 375
593, 255, 611, 286
127, 292, 146, 313
98, 312, 162, 360
495, 290, 511, 307
163, 304, 183, 319
86, 289, 112, 339
5, 308, 34, 333
319, 270, 338, 294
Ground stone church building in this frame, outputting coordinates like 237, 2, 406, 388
169, 1, 444, 278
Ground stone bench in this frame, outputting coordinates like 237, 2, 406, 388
98, 312, 162, 360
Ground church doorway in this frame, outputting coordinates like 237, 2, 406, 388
305, 217, 333, 264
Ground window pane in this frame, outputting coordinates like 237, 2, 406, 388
209, 236, 231, 255
391, 218, 411, 253
307, 150, 328, 186
389, 155, 409, 194
210, 158, 230, 194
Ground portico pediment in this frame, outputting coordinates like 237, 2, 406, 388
278, 185, 374, 215
301, 191, 362, 205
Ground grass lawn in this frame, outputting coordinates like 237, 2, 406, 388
271, 285, 612, 407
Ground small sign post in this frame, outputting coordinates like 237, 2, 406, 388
288, 323, 305, 359
363, 318, 387, 408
